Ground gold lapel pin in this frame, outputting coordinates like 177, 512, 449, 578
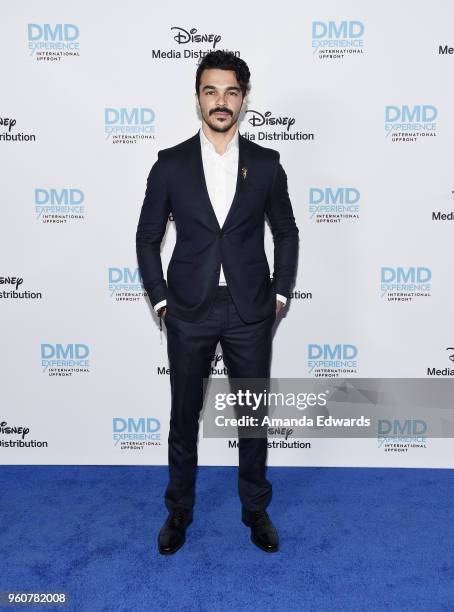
241, 167, 248, 180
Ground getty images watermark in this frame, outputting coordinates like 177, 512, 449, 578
200, 378, 454, 440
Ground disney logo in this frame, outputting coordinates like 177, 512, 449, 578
0, 421, 30, 439
246, 110, 296, 131
171, 27, 221, 48
0, 276, 24, 290
0, 118, 17, 132
212, 353, 223, 366
268, 427, 294, 440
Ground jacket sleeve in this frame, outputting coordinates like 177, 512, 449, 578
265, 152, 299, 299
136, 152, 171, 308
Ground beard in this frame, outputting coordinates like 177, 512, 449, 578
204, 110, 237, 133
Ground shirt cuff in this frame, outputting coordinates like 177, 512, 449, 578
154, 299, 167, 313
276, 293, 287, 306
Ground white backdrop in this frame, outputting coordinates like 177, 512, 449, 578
2, 0, 454, 467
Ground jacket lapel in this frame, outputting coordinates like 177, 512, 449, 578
194, 129, 251, 232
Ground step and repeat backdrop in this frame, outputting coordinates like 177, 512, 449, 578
2, 0, 454, 467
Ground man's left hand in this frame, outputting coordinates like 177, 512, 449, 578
275, 299, 285, 317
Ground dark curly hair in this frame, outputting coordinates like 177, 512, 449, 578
195, 51, 251, 97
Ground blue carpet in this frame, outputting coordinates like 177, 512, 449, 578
0, 465, 453, 611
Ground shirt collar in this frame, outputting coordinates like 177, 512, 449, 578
199, 125, 239, 155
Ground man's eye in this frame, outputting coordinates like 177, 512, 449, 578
229, 91, 238, 96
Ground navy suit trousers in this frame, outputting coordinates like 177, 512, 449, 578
163, 285, 275, 519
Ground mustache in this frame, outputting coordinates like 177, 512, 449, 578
210, 107, 232, 116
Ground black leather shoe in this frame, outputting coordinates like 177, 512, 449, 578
242, 510, 279, 552
158, 507, 193, 555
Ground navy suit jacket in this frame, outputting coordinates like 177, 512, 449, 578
136, 130, 299, 323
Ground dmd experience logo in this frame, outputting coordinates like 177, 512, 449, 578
309, 187, 360, 224
41, 343, 90, 377
27, 24, 80, 61
384, 105, 437, 142
108, 267, 146, 302
243, 110, 314, 143
380, 267, 432, 302
35, 188, 85, 223
307, 344, 358, 377
113, 417, 161, 450
377, 419, 427, 452
104, 108, 155, 144
312, 20, 365, 59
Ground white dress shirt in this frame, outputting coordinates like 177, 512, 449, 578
153, 126, 287, 312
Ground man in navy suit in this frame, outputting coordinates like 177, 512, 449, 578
136, 50, 299, 555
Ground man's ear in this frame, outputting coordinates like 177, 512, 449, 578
195, 92, 200, 109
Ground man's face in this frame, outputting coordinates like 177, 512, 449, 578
196, 68, 245, 133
